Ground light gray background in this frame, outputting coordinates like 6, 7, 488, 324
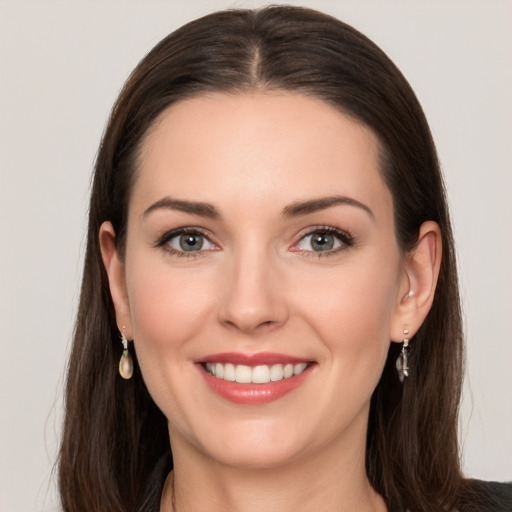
1, 1, 511, 511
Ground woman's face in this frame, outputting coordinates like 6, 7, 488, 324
109, 92, 411, 468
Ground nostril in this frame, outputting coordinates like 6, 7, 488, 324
217, 277, 289, 334
222, 317, 283, 335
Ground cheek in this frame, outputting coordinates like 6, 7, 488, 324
293, 256, 400, 379
125, 256, 217, 376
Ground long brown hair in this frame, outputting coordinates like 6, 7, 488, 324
60, 6, 471, 511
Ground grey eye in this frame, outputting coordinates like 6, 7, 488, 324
180, 233, 203, 251
167, 232, 215, 252
297, 232, 343, 252
310, 233, 335, 251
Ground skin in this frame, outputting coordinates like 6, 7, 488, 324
100, 92, 441, 512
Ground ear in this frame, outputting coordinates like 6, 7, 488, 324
99, 221, 133, 339
390, 221, 442, 342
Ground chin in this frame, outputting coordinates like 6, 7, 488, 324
173, 415, 315, 470
204, 440, 308, 470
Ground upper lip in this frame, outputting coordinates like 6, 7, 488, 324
197, 352, 311, 366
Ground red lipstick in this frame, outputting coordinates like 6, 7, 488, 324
199, 352, 309, 366
196, 352, 314, 405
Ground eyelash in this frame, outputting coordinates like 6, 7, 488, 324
291, 226, 355, 258
155, 226, 355, 258
156, 227, 216, 258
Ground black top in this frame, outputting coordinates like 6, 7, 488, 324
140, 457, 512, 512
458, 479, 512, 512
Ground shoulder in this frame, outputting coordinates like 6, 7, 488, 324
458, 479, 512, 512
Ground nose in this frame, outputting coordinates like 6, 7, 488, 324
217, 247, 289, 335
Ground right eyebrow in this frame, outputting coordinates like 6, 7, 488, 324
281, 195, 375, 221
142, 197, 221, 220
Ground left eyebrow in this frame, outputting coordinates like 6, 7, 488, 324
142, 197, 221, 219
281, 195, 375, 220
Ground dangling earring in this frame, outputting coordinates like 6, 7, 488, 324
119, 326, 133, 379
396, 328, 409, 383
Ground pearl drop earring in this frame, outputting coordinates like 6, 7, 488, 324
396, 329, 409, 383
119, 326, 133, 379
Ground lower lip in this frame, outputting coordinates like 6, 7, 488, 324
198, 364, 313, 405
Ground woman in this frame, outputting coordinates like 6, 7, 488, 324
58, 6, 511, 512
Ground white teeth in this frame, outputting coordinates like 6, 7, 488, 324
252, 365, 270, 383
224, 363, 235, 382
294, 363, 307, 375
204, 362, 309, 384
270, 364, 284, 381
235, 364, 252, 383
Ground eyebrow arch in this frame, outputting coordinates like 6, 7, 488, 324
142, 197, 221, 219
282, 195, 375, 220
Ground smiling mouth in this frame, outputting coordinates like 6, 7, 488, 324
204, 362, 309, 384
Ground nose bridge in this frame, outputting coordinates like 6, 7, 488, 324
219, 239, 287, 333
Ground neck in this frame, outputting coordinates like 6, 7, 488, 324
161, 420, 387, 512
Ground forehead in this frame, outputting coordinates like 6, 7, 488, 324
133, 92, 391, 220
